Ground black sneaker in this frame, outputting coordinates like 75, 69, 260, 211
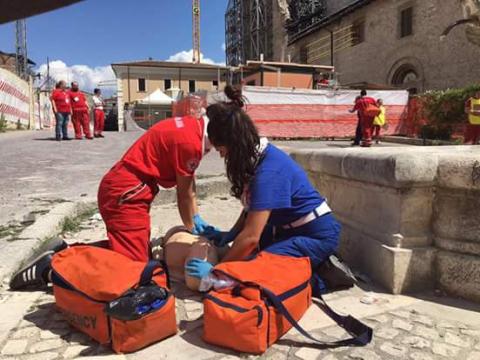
9, 251, 54, 290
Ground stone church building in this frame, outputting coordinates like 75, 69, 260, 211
226, 0, 480, 93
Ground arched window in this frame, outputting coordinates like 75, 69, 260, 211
391, 65, 418, 86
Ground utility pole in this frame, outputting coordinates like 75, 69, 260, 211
15, 19, 28, 79
192, 0, 201, 64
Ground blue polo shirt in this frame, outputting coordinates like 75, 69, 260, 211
248, 144, 325, 226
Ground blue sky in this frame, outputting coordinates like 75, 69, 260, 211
0, 0, 228, 90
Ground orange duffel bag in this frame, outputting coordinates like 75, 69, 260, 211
203, 252, 372, 354
51, 246, 177, 353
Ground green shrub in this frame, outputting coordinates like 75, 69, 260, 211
415, 84, 480, 140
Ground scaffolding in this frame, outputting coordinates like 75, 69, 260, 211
286, 0, 327, 41
15, 19, 28, 79
225, 0, 273, 66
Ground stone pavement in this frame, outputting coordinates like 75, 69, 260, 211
1, 196, 479, 360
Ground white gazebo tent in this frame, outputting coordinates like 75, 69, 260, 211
134, 89, 174, 129
138, 89, 174, 106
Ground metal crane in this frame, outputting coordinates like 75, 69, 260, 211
192, 0, 201, 64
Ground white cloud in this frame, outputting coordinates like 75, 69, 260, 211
166, 49, 225, 66
222, 43, 226, 52
35, 60, 116, 94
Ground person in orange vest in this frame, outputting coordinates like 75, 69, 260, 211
50, 80, 72, 141
464, 91, 480, 145
69, 82, 93, 140
92, 88, 105, 138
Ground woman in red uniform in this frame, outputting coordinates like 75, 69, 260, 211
9, 113, 217, 289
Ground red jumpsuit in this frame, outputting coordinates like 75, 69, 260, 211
93, 95, 105, 136
98, 116, 205, 262
69, 90, 92, 139
353, 96, 377, 147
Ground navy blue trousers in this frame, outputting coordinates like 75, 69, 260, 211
259, 213, 341, 296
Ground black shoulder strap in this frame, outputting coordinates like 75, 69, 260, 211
262, 288, 372, 347
139, 260, 163, 286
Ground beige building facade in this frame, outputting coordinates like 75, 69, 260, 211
111, 61, 228, 130
286, 0, 480, 93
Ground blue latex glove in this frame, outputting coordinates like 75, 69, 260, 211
205, 229, 239, 247
185, 258, 213, 279
192, 214, 219, 236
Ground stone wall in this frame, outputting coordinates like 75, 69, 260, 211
291, 146, 480, 302
287, 0, 480, 92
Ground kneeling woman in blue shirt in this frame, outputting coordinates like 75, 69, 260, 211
186, 86, 341, 296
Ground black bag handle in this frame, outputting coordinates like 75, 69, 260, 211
139, 260, 163, 286
261, 288, 372, 347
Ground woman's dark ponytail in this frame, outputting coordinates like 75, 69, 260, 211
207, 86, 260, 199
224, 85, 245, 108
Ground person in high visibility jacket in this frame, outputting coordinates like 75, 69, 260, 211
373, 99, 386, 144
185, 86, 340, 297
69, 82, 93, 140
92, 88, 105, 138
464, 91, 480, 145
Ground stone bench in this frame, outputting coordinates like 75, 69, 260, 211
290, 146, 480, 302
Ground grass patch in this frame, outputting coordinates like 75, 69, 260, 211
60, 206, 98, 235
0, 223, 24, 240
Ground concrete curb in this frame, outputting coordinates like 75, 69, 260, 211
153, 176, 230, 205
0, 201, 96, 284
1, 176, 230, 285
383, 136, 457, 146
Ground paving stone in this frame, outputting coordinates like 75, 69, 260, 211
411, 314, 434, 327
412, 325, 440, 341
40, 329, 61, 339
1, 339, 28, 355
365, 314, 389, 323
322, 326, 348, 339
392, 319, 413, 332
295, 347, 323, 360
409, 352, 434, 360
444, 332, 472, 348
475, 342, 480, 350
432, 342, 461, 357
77, 356, 126, 360
467, 351, 480, 360
461, 329, 480, 337
184, 301, 203, 312
401, 336, 431, 349
63, 344, 91, 358
12, 326, 39, 339
23, 352, 58, 360
29, 339, 64, 353
186, 309, 203, 320
374, 327, 400, 340
379, 342, 408, 357
320, 355, 339, 360
260, 350, 289, 360
437, 320, 459, 330
348, 348, 381, 360
389, 310, 411, 319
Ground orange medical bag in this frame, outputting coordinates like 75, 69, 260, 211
203, 252, 372, 354
51, 246, 177, 353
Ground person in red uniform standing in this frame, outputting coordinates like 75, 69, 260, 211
351, 89, 377, 147
92, 88, 105, 138
69, 82, 93, 140
50, 80, 72, 141
97, 114, 217, 262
